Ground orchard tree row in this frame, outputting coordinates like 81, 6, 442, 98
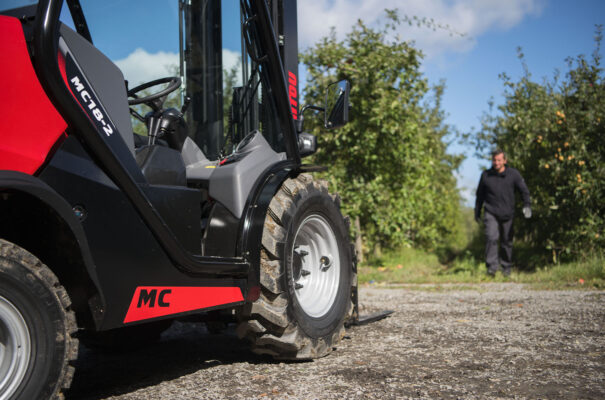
475, 27, 604, 262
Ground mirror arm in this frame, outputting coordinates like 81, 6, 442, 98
301, 105, 325, 113
297, 104, 325, 133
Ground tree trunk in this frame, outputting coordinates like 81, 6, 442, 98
373, 243, 382, 259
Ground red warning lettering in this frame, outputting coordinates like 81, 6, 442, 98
288, 71, 298, 120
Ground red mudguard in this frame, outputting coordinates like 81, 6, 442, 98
0, 16, 67, 175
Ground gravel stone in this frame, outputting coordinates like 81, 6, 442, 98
67, 284, 605, 399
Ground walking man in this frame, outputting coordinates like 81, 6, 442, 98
475, 149, 531, 276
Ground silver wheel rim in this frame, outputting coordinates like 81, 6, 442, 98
0, 296, 31, 400
291, 214, 341, 318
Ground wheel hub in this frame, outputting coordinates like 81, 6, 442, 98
0, 296, 31, 400
291, 214, 341, 318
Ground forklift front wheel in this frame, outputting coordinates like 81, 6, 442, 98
237, 174, 353, 359
0, 239, 78, 400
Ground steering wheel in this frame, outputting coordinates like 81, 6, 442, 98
127, 76, 181, 106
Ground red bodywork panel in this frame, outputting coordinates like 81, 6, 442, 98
0, 16, 67, 175
124, 286, 245, 323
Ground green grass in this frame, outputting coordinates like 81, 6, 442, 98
358, 247, 605, 290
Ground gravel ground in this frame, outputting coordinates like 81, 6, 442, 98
66, 284, 605, 400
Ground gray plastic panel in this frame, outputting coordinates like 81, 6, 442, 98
59, 24, 135, 154
181, 136, 217, 183
209, 132, 286, 218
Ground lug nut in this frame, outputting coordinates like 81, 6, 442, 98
320, 256, 333, 270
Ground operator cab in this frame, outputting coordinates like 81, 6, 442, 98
3, 0, 287, 187
111, 1, 287, 204
100, 0, 289, 195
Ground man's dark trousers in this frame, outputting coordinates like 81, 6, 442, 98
484, 211, 514, 275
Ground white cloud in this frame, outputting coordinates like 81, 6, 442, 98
115, 48, 179, 87
298, 0, 545, 59
115, 1, 545, 84
222, 48, 243, 86
114, 48, 243, 87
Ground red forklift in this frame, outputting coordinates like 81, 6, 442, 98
0, 0, 356, 398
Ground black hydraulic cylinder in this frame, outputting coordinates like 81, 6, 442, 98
250, 0, 301, 165
185, 0, 224, 161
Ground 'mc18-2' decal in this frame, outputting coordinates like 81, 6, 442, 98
65, 53, 116, 137
288, 71, 298, 120
123, 286, 244, 323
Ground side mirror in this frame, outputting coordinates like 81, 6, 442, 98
324, 80, 350, 129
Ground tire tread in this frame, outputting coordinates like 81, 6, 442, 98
0, 239, 78, 399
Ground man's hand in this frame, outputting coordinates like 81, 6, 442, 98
522, 206, 532, 219
474, 210, 481, 224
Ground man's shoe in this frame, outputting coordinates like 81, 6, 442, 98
487, 269, 497, 277
502, 268, 512, 277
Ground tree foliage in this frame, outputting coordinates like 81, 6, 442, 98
476, 27, 605, 262
301, 10, 465, 255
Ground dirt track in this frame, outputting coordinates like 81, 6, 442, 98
66, 284, 605, 399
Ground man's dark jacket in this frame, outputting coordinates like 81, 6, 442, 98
475, 166, 531, 220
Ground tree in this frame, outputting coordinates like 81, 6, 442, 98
301, 10, 465, 257
475, 27, 605, 262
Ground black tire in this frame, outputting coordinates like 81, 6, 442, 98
0, 239, 78, 400
236, 174, 355, 359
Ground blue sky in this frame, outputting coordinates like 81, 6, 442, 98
62, 0, 604, 206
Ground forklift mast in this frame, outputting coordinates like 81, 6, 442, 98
182, 0, 299, 160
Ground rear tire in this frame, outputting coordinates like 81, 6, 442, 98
0, 239, 78, 400
237, 174, 354, 359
